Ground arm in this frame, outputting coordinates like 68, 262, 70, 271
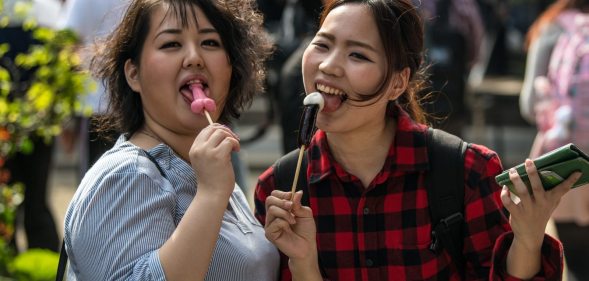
501, 159, 580, 279
254, 169, 322, 281
265, 190, 322, 281
462, 144, 575, 280
519, 24, 562, 123
159, 124, 240, 280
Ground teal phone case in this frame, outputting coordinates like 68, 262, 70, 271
495, 143, 589, 195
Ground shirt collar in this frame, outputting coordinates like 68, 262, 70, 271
308, 104, 431, 184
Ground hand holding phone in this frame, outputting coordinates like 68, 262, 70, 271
496, 143, 589, 194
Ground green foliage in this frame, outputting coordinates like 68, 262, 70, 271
8, 249, 59, 281
0, 26, 92, 157
0, 180, 22, 276
0, 2, 91, 279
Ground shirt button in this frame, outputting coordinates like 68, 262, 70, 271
363, 207, 370, 214
366, 259, 374, 267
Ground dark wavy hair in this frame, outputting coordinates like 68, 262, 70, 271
319, 0, 429, 124
92, 0, 272, 136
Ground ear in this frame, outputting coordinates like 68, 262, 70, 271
387, 67, 410, 101
124, 59, 141, 93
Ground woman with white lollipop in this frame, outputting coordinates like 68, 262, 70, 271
255, 0, 580, 280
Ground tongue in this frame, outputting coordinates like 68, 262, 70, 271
320, 92, 342, 113
189, 84, 216, 114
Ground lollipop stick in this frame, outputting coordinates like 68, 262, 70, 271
290, 144, 306, 201
204, 110, 214, 125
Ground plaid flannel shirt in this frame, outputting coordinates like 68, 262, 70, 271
255, 106, 563, 281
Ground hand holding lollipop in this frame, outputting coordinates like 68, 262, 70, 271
290, 92, 324, 200
190, 83, 216, 124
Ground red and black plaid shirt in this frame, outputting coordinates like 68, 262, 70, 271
255, 106, 563, 281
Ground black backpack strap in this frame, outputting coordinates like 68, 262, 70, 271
426, 128, 467, 275
273, 148, 309, 206
56, 242, 67, 281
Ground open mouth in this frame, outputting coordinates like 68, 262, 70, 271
316, 83, 347, 112
180, 80, 209, 103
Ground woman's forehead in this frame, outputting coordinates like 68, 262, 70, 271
151, 2, 204, 30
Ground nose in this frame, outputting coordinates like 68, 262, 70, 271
183, 45, 204, 69
318, 52, 343, 77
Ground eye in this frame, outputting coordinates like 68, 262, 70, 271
312, 42, 329, 51
160, 41, 181, 49
202, 39, 221, 48
350, 52, 371, 61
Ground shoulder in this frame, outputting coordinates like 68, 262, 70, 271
78, 141, 173, 195
463, 142, 504, 182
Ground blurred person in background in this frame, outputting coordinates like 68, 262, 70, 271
520, 0, 589, 280
417, 0, 484, 137
59, 0, 129, 181
0, 0, 63, 252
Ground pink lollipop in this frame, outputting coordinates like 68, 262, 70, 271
189, 84, 216, 124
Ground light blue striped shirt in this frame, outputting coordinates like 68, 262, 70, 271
64, 135, 280, 280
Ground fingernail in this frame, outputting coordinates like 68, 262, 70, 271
509, 168, 516, 174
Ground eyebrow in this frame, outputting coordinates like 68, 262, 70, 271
316, 31, 377, 52
154, 27, 218, 40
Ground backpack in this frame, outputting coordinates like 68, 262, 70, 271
534, 10, 589, 153
273, 128, 468, 276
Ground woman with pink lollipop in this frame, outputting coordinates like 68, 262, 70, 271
61, 0, 276, 280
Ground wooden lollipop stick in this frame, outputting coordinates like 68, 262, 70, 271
204, 111, 214, 125
290, 144, 306, 201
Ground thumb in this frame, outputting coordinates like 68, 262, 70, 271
291, 190, 312, 218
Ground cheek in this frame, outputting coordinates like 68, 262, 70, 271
301, 51, 316, 90
352, 66, 386, 94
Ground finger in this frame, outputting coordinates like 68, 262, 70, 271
194, 124, 217, 142
210, 123, 240, 140
207, 128, 238, 146
265, 196, 294, 225
509, 168, 531, 204
215, 136, 240, 153
271, 189, 295, 200
551, 171, 581, 199
500, 185, 520, 217
267, 205, 297, 224
290, 191, 313, 218
265, 195, 293, 211
265, 217, 293, 242
524, 159, 544, 197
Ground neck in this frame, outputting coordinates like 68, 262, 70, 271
132, 123, 195, 163
327, 119, 396, 187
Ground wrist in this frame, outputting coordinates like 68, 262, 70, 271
511, 235, 543, 254
195, 182, 234, 199
288, 255, 322, 281
194, 187, 231, 206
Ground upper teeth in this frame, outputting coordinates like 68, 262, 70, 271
187, 79, 204, 85
317, 84, 343, 96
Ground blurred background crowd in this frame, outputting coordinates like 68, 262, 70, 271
1, 0, 588, 280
